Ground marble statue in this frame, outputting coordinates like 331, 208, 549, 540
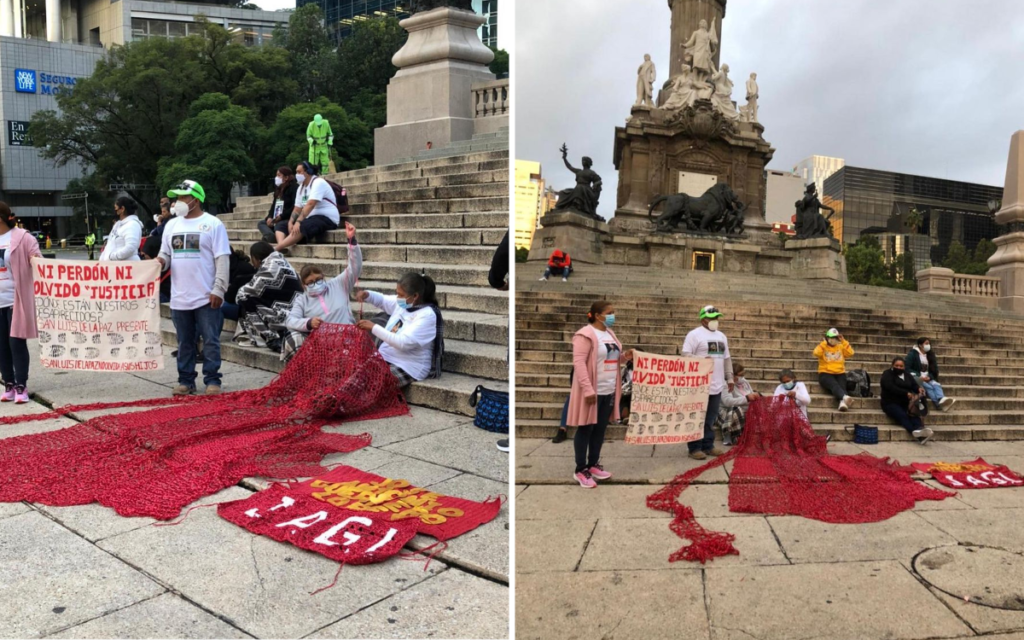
635, 54, 657, 108
648, 183, 745, 234
553, 143, 604, 220
710, 64, 740, 121
682, 18, 718, 84
662, 65, 701, 110
794, 183, 836, 239
745, 72, 759, 123
411, 0, 473, 12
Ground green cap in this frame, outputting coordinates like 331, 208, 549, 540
699, 305, 722, 320
167, 179, 206, 203
826, 328, 840, 338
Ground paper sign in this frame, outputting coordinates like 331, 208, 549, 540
625, 351, 713, 445
32, 258, 163, 371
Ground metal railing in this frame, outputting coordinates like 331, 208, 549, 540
472, 79, 509, 118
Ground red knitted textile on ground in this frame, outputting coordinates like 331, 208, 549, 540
647, 396, 952, 564
0, 324, 408, 520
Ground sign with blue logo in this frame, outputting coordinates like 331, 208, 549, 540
14, 69, 36, 93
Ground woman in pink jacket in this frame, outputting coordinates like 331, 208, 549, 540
0, 203, 41, 403
567, 300, 633, 488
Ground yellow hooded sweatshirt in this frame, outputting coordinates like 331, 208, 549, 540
813, 339, 854, 374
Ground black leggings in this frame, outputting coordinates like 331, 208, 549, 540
574, 394, 615, 473
818, 373, 847, 402
0, 306, 29, 387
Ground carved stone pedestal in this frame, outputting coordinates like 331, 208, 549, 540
988, 130, 1024, 315
784, 237, 847, 282
527, 212, 609, 264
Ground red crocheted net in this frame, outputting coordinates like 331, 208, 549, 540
0, 323, 408, 520
647, 396, 953, 564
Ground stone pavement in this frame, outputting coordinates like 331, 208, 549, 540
0, 350, 508, 639
516, 437, 1024, 640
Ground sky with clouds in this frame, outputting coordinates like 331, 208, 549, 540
516, 0, 1024, 218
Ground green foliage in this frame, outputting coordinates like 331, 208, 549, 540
157, 93, 264, 207
489, 47, 508, 77
515, 246, 529, 263
262, 99, 371, 178
942, 239, 995, 275
844, 236, 915, 290
280, 4, 336, 102
63, 174, 116, 235
334, 16, 407, 101
343, 88, 388, 132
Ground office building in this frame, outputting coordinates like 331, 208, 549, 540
299, 0, 498, 47
764, 169, 805, 226
823, 166, 1004, 271
515, 160, 542, 250
793, 155, 845, 200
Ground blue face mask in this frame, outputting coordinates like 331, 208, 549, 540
603, 314, 616, 327
783, 381, 796, 391
397, 298, 410, 310
306, 280, 326, 297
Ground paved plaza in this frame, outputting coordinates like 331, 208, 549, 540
516, 437, 1024, 640
0, 349, 509, 639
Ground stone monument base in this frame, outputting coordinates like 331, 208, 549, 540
783, 237, 847, 282
527, 212, 609, 264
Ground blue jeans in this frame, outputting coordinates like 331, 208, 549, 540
916, 378, 944, 406
543, 265, 572, 279
170, 304, 223, 388
882, 401, 923, 434
220, 302, 239, 322
689, 392, 722, 453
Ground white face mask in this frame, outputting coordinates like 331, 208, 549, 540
274, 176, 283, 187
707, 320, 719, 332
296, 173, 307, 185
172, 201, 190, 217
923, 344, 931, 353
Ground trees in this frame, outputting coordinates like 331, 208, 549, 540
262, 99, 372, 180
278, 4, 335, 103
942, 239, 995, 275
844, 236, 915, 290
489, 46, 508, 78
334, 16, 407, 102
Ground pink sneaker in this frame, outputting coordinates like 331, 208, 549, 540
589, 465, 612, 480
13, 386, 29, 404
0, 384, 14, 402
574, 470, 597, 488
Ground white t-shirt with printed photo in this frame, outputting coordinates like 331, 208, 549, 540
160, 213, 231, 311
682, 326, 731, 395
591, 327, 621, 396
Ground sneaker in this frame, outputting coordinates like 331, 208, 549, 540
552, 428, 567, 444
843, 395, 856, 410
538, 277, 547, 281
912, 427, 934, 445
706, 447, 725, 457
838, 397, 849, 412
722, 436, 733, 446
13, 386, 29, 404
205, 385, 222, 396
688, 451, 707, 461
562, 277, 568, 282
589, 465, 612, 480
0, 383, 15, 402
496, 439, 509, 453
172, 384, 196, 396
938, 397, 956, 411
574, 470, 597, 488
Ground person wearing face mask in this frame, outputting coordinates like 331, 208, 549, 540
563, 301, 634, 488
258, 167, 298, 245
275, 162, 340, 254
354, 272, 445, 387
282, 222, 361, 363
0, 202, 41, 404
774, 368, 811, 420
880, 356, 933, 444
99, 197, 143, 262
813, 327, 856, 412
157, 180, 232, 396
682, 305, 731, 460
231, 241, 304, 353
906, 337, 955, 411
719, 362, 759, 445
150, 197, 173, 240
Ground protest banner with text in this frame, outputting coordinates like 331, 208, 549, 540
625, 351, 713, 445
32, 258, 163, 371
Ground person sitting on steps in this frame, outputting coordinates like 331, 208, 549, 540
355, 273, 444, 388
282, 222, 361, 363
880, 356, 933, 445
274, 161, 340, 254
774, 368, 811, 420
719, 361, 758, 446
232, 241, 304, 354
813, 327, 856, 412
259, 166, 298, 244
906, 337, 956, 412
539, 249, 573, 282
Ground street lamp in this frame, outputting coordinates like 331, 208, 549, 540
988, 199, 1002, 215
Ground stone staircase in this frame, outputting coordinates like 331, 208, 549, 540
516, 263, 1024, 441
162, 149, 509, 417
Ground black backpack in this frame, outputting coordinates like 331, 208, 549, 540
846, 369, 873, 398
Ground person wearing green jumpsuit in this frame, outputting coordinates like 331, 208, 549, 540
306, 114, 334, 175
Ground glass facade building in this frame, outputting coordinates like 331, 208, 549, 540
823, 166, 1004, 271
299, 0, 497, 46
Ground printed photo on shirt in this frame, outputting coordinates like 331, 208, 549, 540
603, 342, 620, 372
172, 233, 201, 253
707, 340, 725, 357
390, 319, 404, 334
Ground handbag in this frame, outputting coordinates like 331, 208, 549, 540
845, 424, 879, 445
469, 385, 509, 434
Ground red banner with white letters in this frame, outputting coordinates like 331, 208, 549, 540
911, 458, 1024, 489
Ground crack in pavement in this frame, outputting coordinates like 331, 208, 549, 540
249, 536, 266, 593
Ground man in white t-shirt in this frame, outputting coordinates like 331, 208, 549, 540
275, 161, 340, 253
682, 305, 732, 460
157, 180, 232, 396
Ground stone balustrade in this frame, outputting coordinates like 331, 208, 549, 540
472, 79, 509, 118
916, 267, 1000, 307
